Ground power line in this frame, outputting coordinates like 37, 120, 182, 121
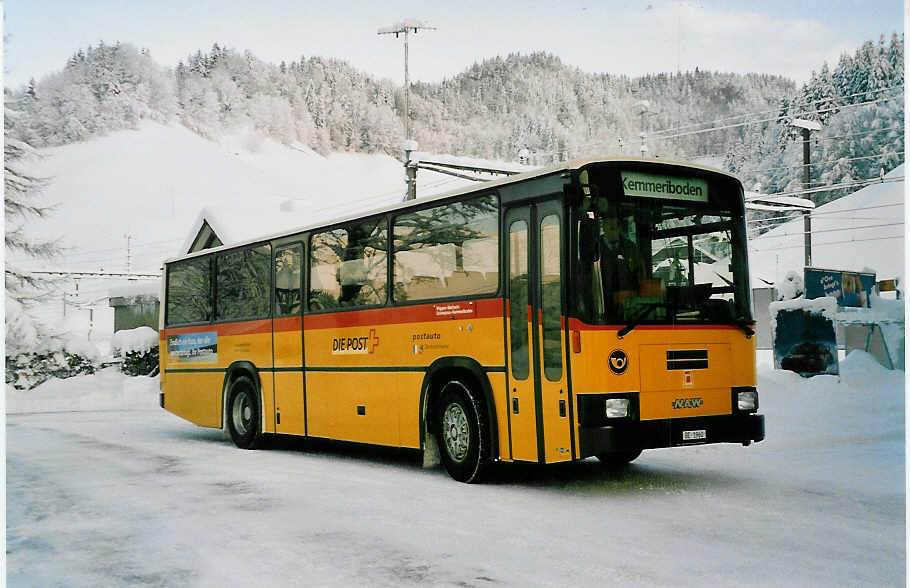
651, 84, 905, 137
737, 150, 904, 176
524, 88, 903, 162
817, 125, 904, 143
749, 234, 904, 252
653, 94, 902, 141
748, 221, 904, 241
749, 213, 899, 226
746, 175, 904, 199
24, 270, 160, 279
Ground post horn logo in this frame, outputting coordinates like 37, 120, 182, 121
608, 349, 629, 375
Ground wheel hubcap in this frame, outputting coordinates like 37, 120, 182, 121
232, 391, 252, 435
442, 403, 470, 462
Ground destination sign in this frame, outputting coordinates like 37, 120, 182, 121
621, 171, 708, 202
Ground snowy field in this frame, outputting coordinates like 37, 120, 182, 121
6, 351, 905, 586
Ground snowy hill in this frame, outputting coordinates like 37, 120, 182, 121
748, 164, 905, 287
20, 122, 478, 274
16, 122, 480, 342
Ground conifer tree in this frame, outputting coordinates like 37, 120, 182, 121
4, 95, 61, 354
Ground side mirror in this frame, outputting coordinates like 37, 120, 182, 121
579, 218, 600, 263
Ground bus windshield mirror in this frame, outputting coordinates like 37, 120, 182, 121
579, 218, 600, 262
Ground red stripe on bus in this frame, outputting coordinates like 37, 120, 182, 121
273, 316, 302, 332
567, 318, 747, 331
161, 300, 504, 339
304, 298, 504, 330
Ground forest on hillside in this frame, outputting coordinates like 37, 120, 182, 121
5, 33, 904, 232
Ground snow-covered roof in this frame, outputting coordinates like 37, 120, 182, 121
109, 280, 161, 299
748, 164, 905, 288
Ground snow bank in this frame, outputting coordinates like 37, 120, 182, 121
768, 295, 837, 336
111, 326, 159, 356
5, 297, 43, 356
838, 349, 891, 380
63, 335, 102, 361
6, 368, 160, 414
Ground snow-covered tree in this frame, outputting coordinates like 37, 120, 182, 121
4, 96, 61, 355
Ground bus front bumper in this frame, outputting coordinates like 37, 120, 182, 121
577, 413, 764, 458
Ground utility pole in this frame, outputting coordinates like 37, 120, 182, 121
791, 118, 822, 268
124, 233, 132, 274
379, 19, 435, 201
633, 100, 657, 157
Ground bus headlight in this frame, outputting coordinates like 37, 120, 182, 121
605, 398, 630, 418
736, 388, 758, 412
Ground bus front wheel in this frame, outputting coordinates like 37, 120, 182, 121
227, 375, 261, 449
596, 449, 642, 467
437, 381, 488, 483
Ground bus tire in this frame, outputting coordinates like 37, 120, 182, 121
226, 375, 261, 449
437, 381, 488, 483
596, 449, 642, 467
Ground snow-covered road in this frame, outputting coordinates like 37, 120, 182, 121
6, 353, 905, 586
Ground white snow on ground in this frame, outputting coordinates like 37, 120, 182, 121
6, 368, 158, 414
6, 355, 905, 586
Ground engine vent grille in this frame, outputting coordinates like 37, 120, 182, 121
667, 349, 708, 370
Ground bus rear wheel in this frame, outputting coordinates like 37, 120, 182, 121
437, 381, 488, 483
596, 449, 642, 467
227, 375, 261, 449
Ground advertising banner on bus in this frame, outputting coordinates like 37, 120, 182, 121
167, 332, 218, 363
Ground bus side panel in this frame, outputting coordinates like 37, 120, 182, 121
163, 372, 225, 428
162, 323, 275, 432
397, 372, 423, 449
305, 372, 401, 446
217, 329, 275, 433
303, 302, 505, 449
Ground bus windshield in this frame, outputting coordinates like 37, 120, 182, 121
573, 170, 752, 329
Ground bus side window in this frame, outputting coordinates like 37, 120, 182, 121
275, 244, 303, 316
166, 256, 212, 326
216, 244, 271, 321
310, 219, 387, 310
393, 194, 499, 302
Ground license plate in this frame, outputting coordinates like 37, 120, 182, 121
682, 429, 707, 441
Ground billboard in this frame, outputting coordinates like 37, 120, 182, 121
804, 268, 875, 308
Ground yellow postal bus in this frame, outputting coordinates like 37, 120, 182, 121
159, 158, 764, 482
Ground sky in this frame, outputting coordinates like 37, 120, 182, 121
3, 1, 905, 89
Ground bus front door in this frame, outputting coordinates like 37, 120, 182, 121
505, 201, 573, 464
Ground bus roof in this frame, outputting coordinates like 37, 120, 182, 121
164, 157, 740, 264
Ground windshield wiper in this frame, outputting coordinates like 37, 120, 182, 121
617, 301, 667, 338
733, 317, 755, 338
